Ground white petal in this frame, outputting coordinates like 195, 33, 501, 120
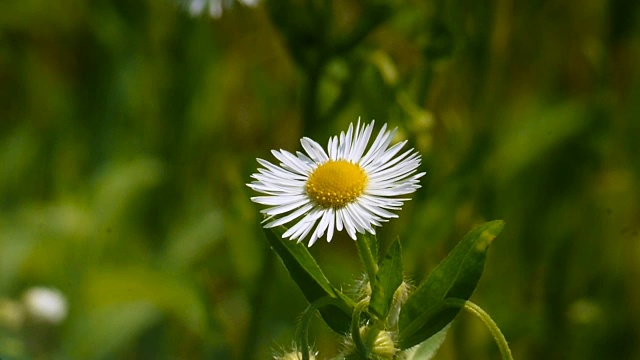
283, 215, 313, 238
342, 122, 354, 160
345, 203, 372, 233
364, 141, 407, 172
292, 210, 323, 242
251, 194, 306, 206
295, 151, 316, 166
301, 137, 329, 163
357, 197, 398, 219
346, 120, 361, 161
340, 208, 358, 239
308, 210, 330, 246
335, 208, 344, 231
261, 198, 312, 216
350, 120, 374, 162
360, 125, 395, 167
265, 203, 314, 228
257, 158, 306, 179
327, 136, 338, 160
297, 223, 315, 244
326, 208, 336, 242
272, 149, 313, 174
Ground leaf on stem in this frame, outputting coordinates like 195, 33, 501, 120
369, 238, 403, 320
401, 324, 450, 360
397, 220, 505, 349
263, 226, 355, 334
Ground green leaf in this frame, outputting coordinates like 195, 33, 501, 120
398, 220, 505, 349
263, 226, 355, 334
401, 324, 450, 360
369, 238, 403, 320
368, 232, 379, 263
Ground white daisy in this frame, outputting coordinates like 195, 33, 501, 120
248, 119, 425, 247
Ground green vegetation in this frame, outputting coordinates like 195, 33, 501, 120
1, 0, 639, 359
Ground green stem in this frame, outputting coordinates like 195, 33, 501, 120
350, 300, 370, 358
355, 234, 378, 286
445, 298, 514, 360
296, 297, 346, 360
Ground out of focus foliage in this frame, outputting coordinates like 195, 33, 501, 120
1, 0, 639, 359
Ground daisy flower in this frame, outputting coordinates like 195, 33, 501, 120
248, 119, 425, 247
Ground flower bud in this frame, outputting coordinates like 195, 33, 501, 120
343, 326, 398, 360
368, 328, 396, 359
387, 281, 412, 328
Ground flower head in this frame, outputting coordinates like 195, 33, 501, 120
248, 119, 424, 246
22, 287, 68, 324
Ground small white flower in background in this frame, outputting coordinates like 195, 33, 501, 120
248, 119, 425, 247
179, 0, 259, 18
22, 287, 68, 324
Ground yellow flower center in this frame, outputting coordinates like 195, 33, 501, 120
305, 160, 367, 208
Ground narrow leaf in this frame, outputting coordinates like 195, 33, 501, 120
369, 238, 403, 319
369, 232, 379, 263
401, 324, 450, 360
263, 226, 355, 334
398, 220, 505, 349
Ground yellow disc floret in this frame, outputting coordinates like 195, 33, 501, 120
305, 160, 367, 208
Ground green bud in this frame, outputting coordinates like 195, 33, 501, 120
343, 326, 398, 360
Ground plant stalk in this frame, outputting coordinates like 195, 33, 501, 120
355, 234, 379, 286
445, 298, 514, 360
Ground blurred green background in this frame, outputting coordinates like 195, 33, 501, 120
1, 0, 639, 359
